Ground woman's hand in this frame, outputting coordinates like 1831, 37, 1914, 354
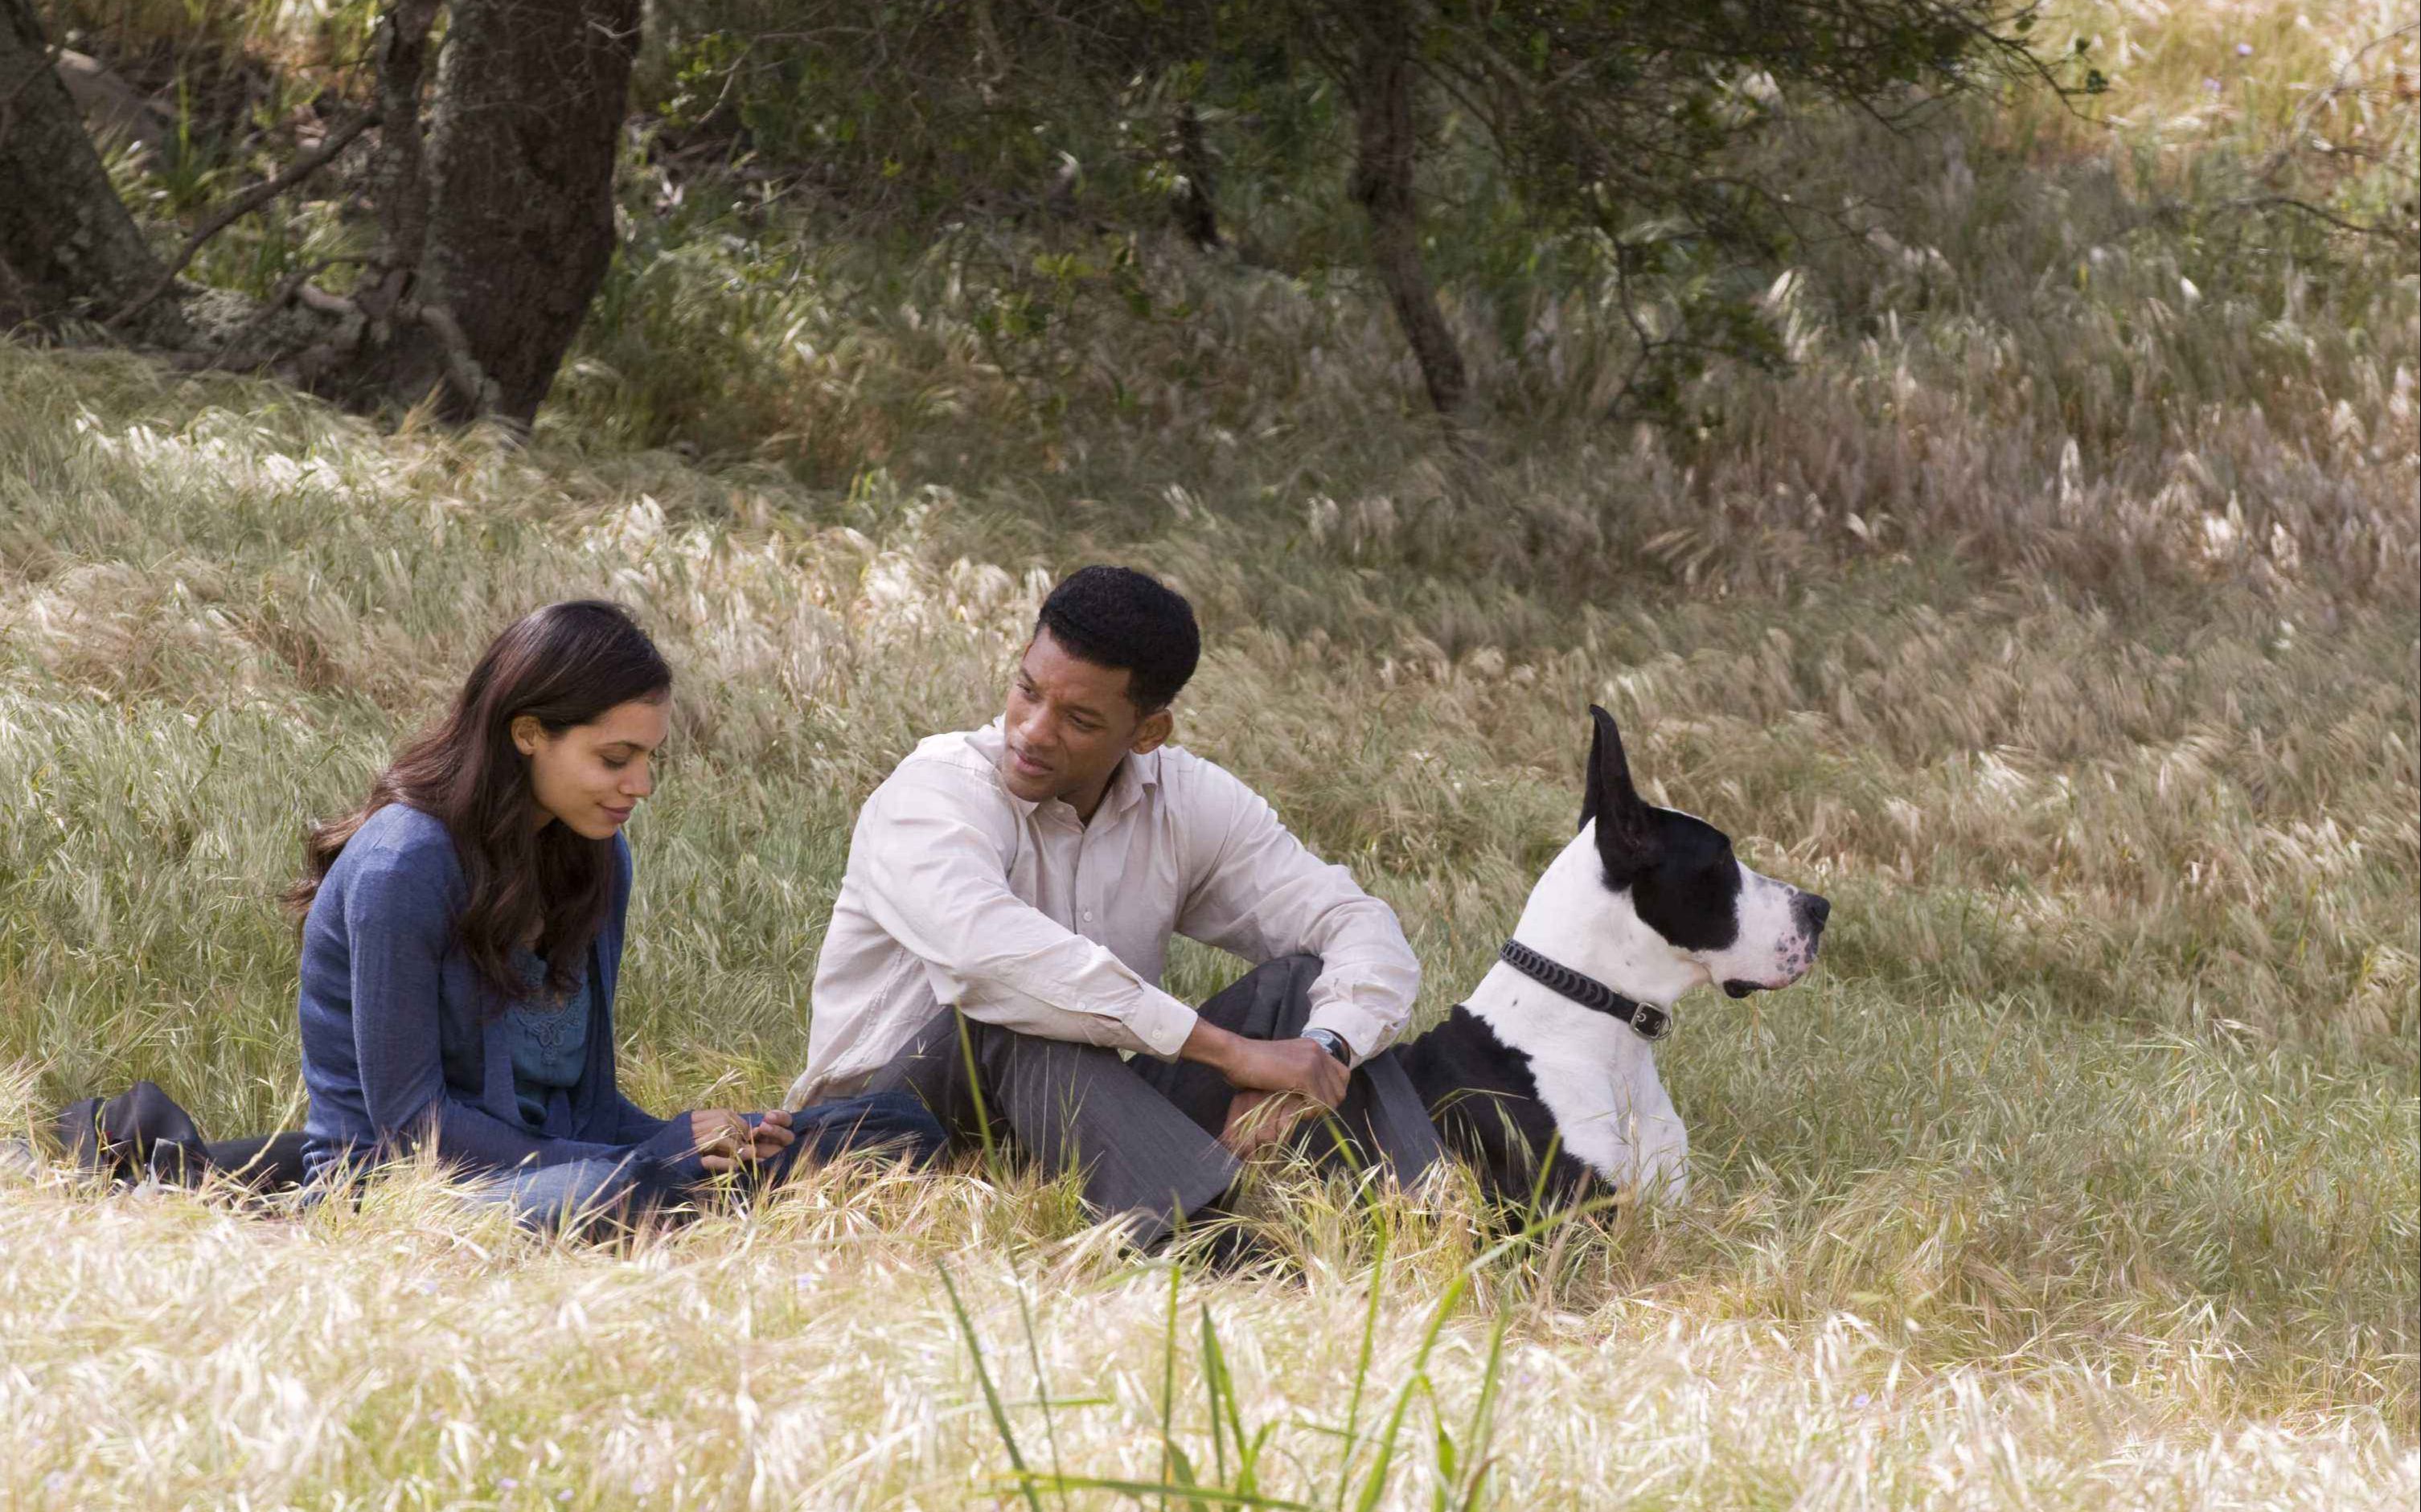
685, 1109, 747, 1172
686, 1108, 794, 1173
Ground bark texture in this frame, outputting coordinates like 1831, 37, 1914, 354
414, 0, 641, 423
368, 0, 443, 278
1346, 2, 1464, 416
0, 0, 183, 341
1172, 103, 1221, 249
4, 0, 642, 428
298, 0, 447, 409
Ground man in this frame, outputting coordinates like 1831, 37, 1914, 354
788, 566, 1440, 1247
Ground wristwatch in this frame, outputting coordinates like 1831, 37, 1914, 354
1299, 1026, 1352, 1066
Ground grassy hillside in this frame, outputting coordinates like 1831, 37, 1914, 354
2, 1, 2415, 1506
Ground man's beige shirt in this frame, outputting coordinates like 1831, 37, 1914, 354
787, 719, 1422, 1105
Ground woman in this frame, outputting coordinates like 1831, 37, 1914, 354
277, 598, 938, 1227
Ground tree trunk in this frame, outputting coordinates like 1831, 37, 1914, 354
1172, 102, 1221, 249
2, 0, 636, 428
411, 0, 641, 424
0, 0, 184, 342
300, 0, 450, 410
1345, 2, 1463, 416
368, 0, 442, 281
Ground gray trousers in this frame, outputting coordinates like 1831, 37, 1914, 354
868, 954, 1441, 1248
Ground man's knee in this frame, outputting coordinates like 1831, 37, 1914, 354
1203, 954, 1324, 1039
1247, 953, 1323, 990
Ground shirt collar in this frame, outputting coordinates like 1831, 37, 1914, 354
1100, 744, 1163, 818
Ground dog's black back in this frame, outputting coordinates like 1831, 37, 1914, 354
1395, 1007, 1597, 1207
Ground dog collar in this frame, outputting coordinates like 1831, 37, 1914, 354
1499, 940, 1672, 1041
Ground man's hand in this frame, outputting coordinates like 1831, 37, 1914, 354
1180, 1022, 1349, 1108
1219, 1088, 1323, 1158
747, 1109, 796, 1162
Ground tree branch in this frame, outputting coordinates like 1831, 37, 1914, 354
414, 300, 499, 416
166, 255, 363, 371
2255, 23, 2419, 182
2230, 194, 2418, 245
105, 106, 380, 330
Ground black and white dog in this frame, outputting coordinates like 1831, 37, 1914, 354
1396, 705, 1829, 1206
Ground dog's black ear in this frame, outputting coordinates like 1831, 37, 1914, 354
1580, 703, 1662, 884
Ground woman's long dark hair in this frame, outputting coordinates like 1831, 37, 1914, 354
289, 600, 672, 1002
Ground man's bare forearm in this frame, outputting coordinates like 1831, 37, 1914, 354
1180, 1016, 1246, 1079
1180, 1017, 1348, 1108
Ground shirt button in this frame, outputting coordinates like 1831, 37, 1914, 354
1082, 910, 1095, 921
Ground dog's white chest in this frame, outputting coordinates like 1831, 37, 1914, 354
1471, 988, 1689, 1197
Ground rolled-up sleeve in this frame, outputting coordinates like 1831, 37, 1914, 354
852, 766, 1201, 1057
1174, 768, 1421, 1062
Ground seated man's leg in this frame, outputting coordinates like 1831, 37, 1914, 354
1137, 954, 1443, 1185
755, 1091, 950, 1187
1325, 1051, 1445, 1186
1137, 954, 1323, 1135
868, 1008, 1240, 1248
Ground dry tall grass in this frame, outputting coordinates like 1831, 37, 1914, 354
2, 1, 2415, 1506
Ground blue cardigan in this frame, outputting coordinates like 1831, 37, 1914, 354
298, 803, 683, 1178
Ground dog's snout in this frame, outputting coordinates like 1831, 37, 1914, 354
1795, 891, 1831, 935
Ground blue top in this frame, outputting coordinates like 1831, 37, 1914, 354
297, 803, 683, 1178
504, 948, 594, 1129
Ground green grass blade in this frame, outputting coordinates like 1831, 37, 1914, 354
1016, 1280, 1069, 1511
1200, 1302, 1232, 1485
1159, 1260, 1184, 1511
1011, 1475, 1317, 1510
936, 1260, 1045, 1512
1332, 1222, 1389, 1511
1350, 1271, 1469, 1512
954, 1010, 1003, 1176
1448, 1308, 1512, 1510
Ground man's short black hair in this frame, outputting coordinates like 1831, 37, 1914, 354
1036, 566, 1200, 713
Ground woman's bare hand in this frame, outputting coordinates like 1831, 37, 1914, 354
687, 1108, 753, 1173
687, 1108, 798, 1173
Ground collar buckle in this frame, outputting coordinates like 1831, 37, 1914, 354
1499, 939, 1672, 1043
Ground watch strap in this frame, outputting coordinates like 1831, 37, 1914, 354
1300, 1026, 1351, 1065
